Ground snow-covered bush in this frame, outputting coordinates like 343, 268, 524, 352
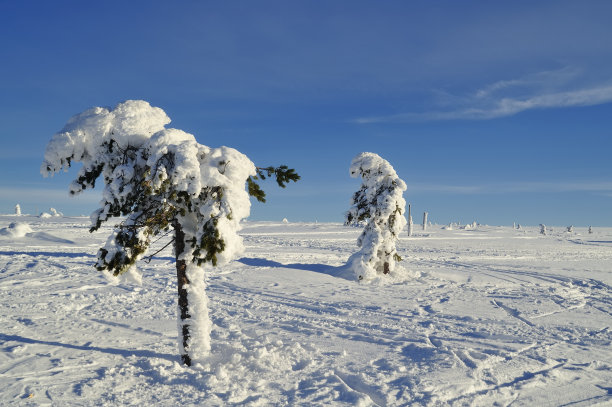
49, 208, 63, 217
41, 100, 298, 366
344, 152, 407, 280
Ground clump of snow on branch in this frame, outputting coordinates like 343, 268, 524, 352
344, 152, 407, 281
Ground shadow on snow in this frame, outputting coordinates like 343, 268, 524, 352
0, 333, 176, 362
238, 257, 337, 275
0, 250, 96, 259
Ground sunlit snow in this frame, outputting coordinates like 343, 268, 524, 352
1, 215, 611, 406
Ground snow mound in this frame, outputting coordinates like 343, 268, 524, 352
0, 222, 33, 237
331, 262, 421, 284
0, 221, 74, 243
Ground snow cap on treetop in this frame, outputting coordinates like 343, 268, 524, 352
41, 100, 170, 176
349, 152, 407, 190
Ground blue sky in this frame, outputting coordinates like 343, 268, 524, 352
1, 1, 611, 225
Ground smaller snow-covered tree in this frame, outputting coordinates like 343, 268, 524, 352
345, 152, 407, 280
15, 204, 21, 216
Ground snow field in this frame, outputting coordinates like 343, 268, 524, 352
0, 216, 611, 406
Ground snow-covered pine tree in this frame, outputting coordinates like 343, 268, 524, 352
15, 204, 21, 216
41, 100, 299, 366
345, 152, 407, 280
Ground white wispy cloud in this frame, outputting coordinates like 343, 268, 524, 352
355, 68, 612, 123
407, 181, 612, 195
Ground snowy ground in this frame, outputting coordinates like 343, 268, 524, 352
1, 215, 611, 406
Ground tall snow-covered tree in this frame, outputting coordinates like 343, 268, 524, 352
41, 100, 299, 366
345, 152, 407, 281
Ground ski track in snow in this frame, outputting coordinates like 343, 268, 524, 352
0, 216, 611, 406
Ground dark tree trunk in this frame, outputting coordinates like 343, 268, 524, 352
174, 220, 192, 366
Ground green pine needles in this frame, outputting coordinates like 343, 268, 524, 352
248, 166, 301, 203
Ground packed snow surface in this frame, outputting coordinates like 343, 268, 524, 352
1, 215, 611, 406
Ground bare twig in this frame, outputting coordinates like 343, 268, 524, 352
144, 237, 175, 263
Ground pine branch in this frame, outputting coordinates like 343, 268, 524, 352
248, 165, 300, 203
255, 165, 300, 188
247, 177, 267, 203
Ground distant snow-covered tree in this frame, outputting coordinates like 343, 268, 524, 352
49, 208, 63, 217
345, 152, 407, 280
540, 224, 547, 235
41, 100, 299, 366
407, 203, 413, 237
14, 204, 21, 216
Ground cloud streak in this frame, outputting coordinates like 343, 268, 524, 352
355, 68, 612, 123
407, 181, 612, 195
